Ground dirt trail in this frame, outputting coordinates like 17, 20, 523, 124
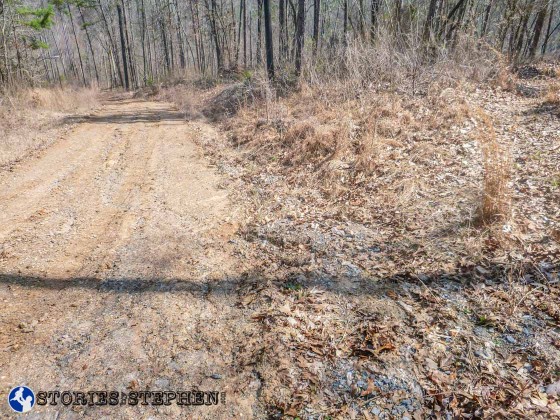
0, 98, 260, 418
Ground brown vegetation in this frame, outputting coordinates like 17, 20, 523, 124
475, 109, 512, 225
0, 87, 98, 167
1, 0, 560, 417
165, 55, 560, 418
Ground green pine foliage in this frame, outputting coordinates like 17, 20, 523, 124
16, 4, 55, 30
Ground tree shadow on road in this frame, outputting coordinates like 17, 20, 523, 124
60, 108, 186, 125
1, 262, 556, 296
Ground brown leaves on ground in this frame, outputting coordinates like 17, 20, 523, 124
240, 271, 560, 418
185, 64, 560, 418
350, 313, 398, 358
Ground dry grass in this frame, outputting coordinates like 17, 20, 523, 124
475, 110, 512, 225
0, 86, 98, 113
160, 51, 559, 418
543, 81, 560, 105
204, 37, 540, 276
0, 86, 99, 167
164, 38, 554, 275
197, 74, 559, 419
221, 82, 499, 271
151, 84, 198, 118
305, 32, 503, 98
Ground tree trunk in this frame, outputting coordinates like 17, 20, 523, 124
529, 1, 549, 57
123, 0, 137, 87
370, 0, 381, 42
257, 0, 263, 65
541, 3, 555, 54
116, 3, 130, 90
263, 0, 275, 79
207, 0, 223, 74
161, 16, 171, 73
312, 0, 320, 57
189, 0, 205, 73
358, 0, 365, 38
50, 28, 68, 84
480, 1, 492, 37
96, 0, 123, 87
279, 0, 287, 61
139, 0, 149, 83
294, 0, 305, 76
173, 0, 187, 68
1, 1, 10, 87
242, 0, 247, 67
66, 3, 87, 86
78, 5, 99, 85
394, 0, 403, 33
423, 0, 439, 42
343, 0, 348, 43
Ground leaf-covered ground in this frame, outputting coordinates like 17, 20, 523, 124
191, 65, 560, 418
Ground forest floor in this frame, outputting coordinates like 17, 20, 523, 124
0, 66, 559, 419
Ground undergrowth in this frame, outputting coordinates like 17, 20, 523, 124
156, 38, 559, 275
0, 86, 98, 167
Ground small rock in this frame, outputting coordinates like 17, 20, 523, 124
331, 227, 345, 236
370, 407, 381, 416
154, 378, 170, 388
417, 274, 430, 282
473, 326, 490, 338
342, 261, 361, 277
546, 380, 560, 396
505, 335, 516, 344
210, 373, 223, 380
18, 322, 34, 333
474, 349, 491, 359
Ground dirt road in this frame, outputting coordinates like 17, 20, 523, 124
0, 98, 260, 418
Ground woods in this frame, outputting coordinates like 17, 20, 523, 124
1, 0, 560, 90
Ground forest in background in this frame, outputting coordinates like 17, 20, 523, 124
1, 0, 560, 91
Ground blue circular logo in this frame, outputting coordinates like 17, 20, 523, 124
8, 386, 35, 413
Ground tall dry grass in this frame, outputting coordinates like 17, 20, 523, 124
157, 30, 515, 244
475, 110, 512, 225
205, 32, 522, 270
0, 86, 98, 112
0, 86, 99, 167
543, 81, 560, 105
303, 31, 503, 98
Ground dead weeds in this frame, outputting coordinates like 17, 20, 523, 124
0, 86, 99, 167
179, 62, 559, 418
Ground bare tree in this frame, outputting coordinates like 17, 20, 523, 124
312, 0, 320, 56
294, 0, 305, 76
263, 0, 274, 79
116, 3, 129, 90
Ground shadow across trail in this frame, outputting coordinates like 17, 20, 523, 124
61, 109, 186, 125
60, 99, 186, 125
2, 263, 553, 297
0, 273, 239, 295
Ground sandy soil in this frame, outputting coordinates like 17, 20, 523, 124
0, 97, 261, 418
